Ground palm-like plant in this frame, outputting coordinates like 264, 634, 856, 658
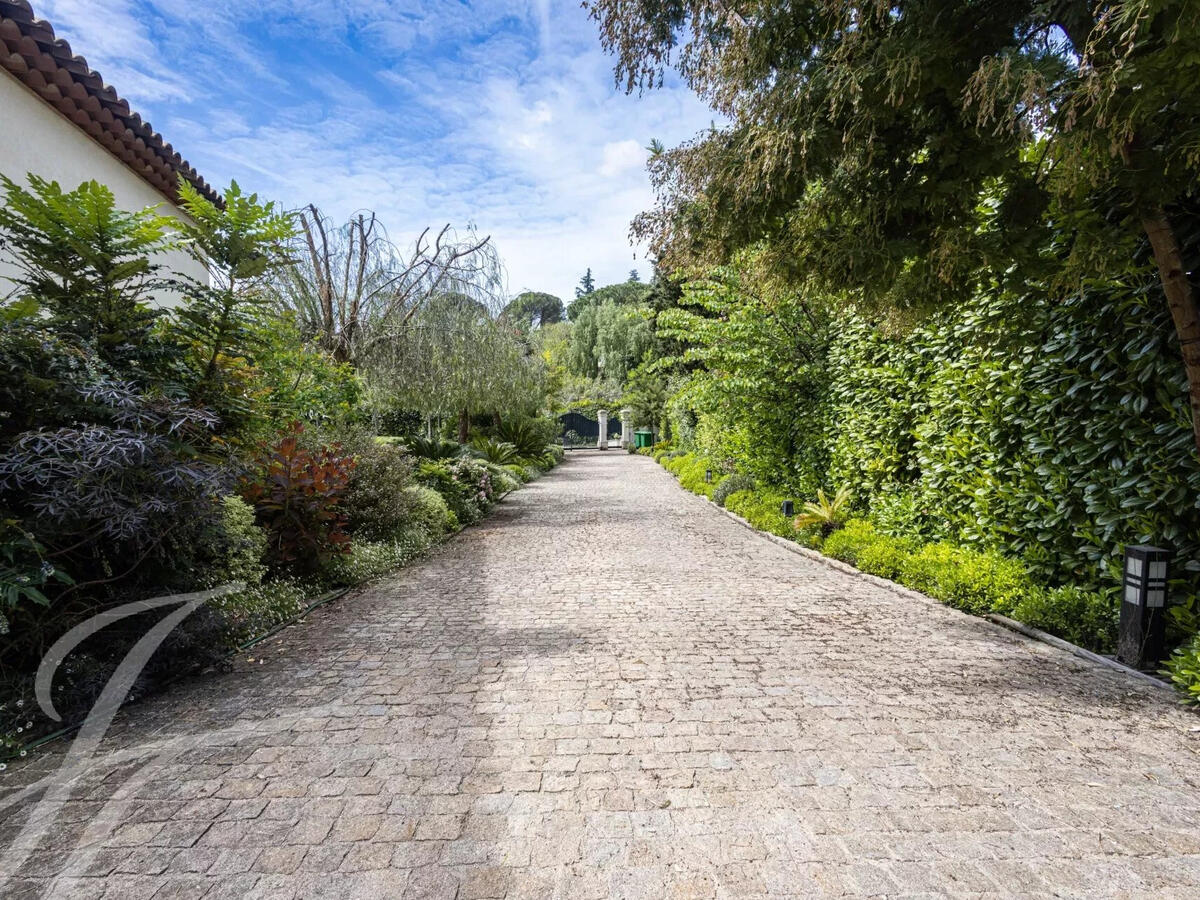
493, 419, 551, 458
469, 437, 521, 465
406, 435, 462, 460
794, 486, 854, 537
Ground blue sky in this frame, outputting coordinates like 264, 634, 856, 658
37, 0, 714, 300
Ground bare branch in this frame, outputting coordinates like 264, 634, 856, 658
269, 208, 507, 366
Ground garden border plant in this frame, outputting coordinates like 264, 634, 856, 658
0, 170, 568, 761
642, 450, 1183, 696
3, 440, 564, 762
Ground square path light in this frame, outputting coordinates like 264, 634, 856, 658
1118, 544, 1170, 670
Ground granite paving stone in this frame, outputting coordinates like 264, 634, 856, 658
2, 452, 1199, 897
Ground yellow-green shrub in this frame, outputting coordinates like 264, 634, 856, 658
1164, 635, 1200, 705
899, 542, 1031, 616
825, 519, 1032, 616
824, 519, 916, 579
713, 473, 754, 507
406, 485, 458, 536
1011, 585, 1118, 653
723, 489, 796, 539
676, 455, 719, 499
821, 519, 876, 566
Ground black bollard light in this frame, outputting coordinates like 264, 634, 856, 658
1117, 545, 1170, 670
781, 500, 794, 517
705, 469, 713, 483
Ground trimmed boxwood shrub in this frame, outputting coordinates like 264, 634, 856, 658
405, 485, 458, 536
656, 448, 1129, 666
713, 473, 755, 507
822, 519, 1031, 616
899, 542, 1032, 616
1011, 585, 1118, 654
723, 488, 797, 539
664, 452, 720, 499
1164, 636, 1200, 705
824, 519, 917, 580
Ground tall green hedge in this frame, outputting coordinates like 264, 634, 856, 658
824, 283, 1200, 604
673, 269, 1200, 617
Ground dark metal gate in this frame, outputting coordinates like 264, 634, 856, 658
558, 411, 622, 449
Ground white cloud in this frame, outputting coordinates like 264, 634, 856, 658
599, 140, 646, 178
37, 0, 193, 101
32, 0, 717, 300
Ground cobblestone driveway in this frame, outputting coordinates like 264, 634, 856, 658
4, 452, 1200, 898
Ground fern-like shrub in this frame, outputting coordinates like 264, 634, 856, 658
794, 486, 854, 537
407, 436, 463, 460
493, 417, 558, 457
470, 437, 521, 465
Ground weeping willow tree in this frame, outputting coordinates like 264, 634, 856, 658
362, 292, 547, 441
268, 207, 547, 435
270, 206, 505, 364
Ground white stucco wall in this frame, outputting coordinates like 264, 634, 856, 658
0, 71, 211, 304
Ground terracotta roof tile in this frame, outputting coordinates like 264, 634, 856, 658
0, 0, 220, 205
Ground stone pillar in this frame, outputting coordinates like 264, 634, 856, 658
620, 407, 633, 449
597, 409, 609, 450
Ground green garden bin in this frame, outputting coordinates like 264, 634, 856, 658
634, 429, 653, 449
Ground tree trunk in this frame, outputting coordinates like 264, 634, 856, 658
1141, 205, 1200, 456
457, 407, 470, 444
1050, 12, 1200, 455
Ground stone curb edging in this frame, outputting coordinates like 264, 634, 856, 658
645, 458, 1178, 696
985, 613, 1173, 691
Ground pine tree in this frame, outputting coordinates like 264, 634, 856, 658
575, 268, 595, 298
